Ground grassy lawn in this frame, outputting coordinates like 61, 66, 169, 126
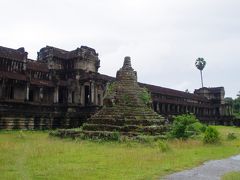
222, 171, 240, 180
0, 126, 240, 180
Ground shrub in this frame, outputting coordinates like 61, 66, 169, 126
156, 140, 170, 153
186, 122, 205, 134
203, 127, 220, 144
169, 114, 203, 139
18, 130, 26, 139
110, 131, 121, 141
106, 82, 116, 94
137, 135, 155, 144
139, 88, 152, 105
227, 133, 237, 140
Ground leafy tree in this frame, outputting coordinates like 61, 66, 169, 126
195, 57, 206, 88
224, 97, 233, 106
233, 91, 240, 114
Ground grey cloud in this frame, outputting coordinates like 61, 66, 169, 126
0, 0, 239, 97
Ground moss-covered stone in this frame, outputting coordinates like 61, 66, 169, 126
82, 57, 168, 138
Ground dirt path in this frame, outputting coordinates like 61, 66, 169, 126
163, 154, 240, 180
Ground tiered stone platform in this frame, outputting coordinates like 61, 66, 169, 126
82, 57, 167, 138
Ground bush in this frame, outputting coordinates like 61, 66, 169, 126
203, 127, 220, 144
186, 122, 206, 134
227, 133, 237, 140
139, 88, 152, 105
169, 114, 203, 139
109, 131, 121, 141
136, 135, 155, 144
156, 140, 170, 153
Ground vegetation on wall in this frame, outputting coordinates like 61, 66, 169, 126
139, 88, 152, 105
106, 82, 117, 95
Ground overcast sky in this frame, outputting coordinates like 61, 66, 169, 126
1, 0, 239, 98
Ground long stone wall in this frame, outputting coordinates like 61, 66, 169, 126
0, 101, 99, 130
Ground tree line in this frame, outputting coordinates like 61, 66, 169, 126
225, 91, 240, 118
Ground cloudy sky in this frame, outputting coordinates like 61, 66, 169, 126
1, 0, 239, 98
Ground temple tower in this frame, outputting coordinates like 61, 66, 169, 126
82, 57, 168, 138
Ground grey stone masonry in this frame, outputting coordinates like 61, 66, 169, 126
82, 57, 168, 138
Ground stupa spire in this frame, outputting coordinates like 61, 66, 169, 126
123, 56, 132, 69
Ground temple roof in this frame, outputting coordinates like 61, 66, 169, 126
98, 74, 208, 102
38, 45, 98, 60
0, 71, 26, 81
26, 60, 49, 72
140, 83, 208, 102
0, 46, 27, 61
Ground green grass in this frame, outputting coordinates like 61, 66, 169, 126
0, 126, 240, 180
222, 171, 240, 180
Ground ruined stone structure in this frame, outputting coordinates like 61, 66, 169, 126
0, 45, 234, 129
82, 57, 167, 137
0, 45, 107, 129
146, 85, 233, 124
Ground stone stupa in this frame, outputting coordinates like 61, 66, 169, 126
82, 57, 167, 138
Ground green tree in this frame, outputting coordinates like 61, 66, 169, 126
232, 91, 240, 118
233, 97, 240, 113
224, 97, 233, 106
195, 57, 206, 88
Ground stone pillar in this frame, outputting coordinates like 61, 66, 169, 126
54, 86, 59, 103
76, 82, 81, 104
156, 103, 160, 112
25, 83, 29, 101
167, 104, 170, 113
39, 87, 43, 101
80, 85, 85, 105
94, 86, 98, 105
68, 90, 72, 103
1, 79, 5, 99
91, 82, 95, 104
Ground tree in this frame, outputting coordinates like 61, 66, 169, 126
233, 91, 240, 113
237, 91, 240, 99
195, 58, 206, 88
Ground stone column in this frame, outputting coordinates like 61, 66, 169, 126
25, 83, 29, 101
1, 79, 5, 99
156, 103, 160, 112
94, 86, 98, 105
167, 104, 170, 113
39, 87, 43, 102
80, 85, 85, 105
54, 86, 59, 103
68, 90, 72, 103
91, 82, 95, 104
75, 82, 81, 104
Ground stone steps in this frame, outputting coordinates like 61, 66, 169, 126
83, 130, 140, 138
83, 123, 166, 134
87, 118, 164, 126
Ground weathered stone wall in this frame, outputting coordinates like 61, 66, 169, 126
14, 85, 25, 100
0, 101, 99, 130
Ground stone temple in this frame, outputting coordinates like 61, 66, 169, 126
82, 57, 167, 138
0, 45, 236, 130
